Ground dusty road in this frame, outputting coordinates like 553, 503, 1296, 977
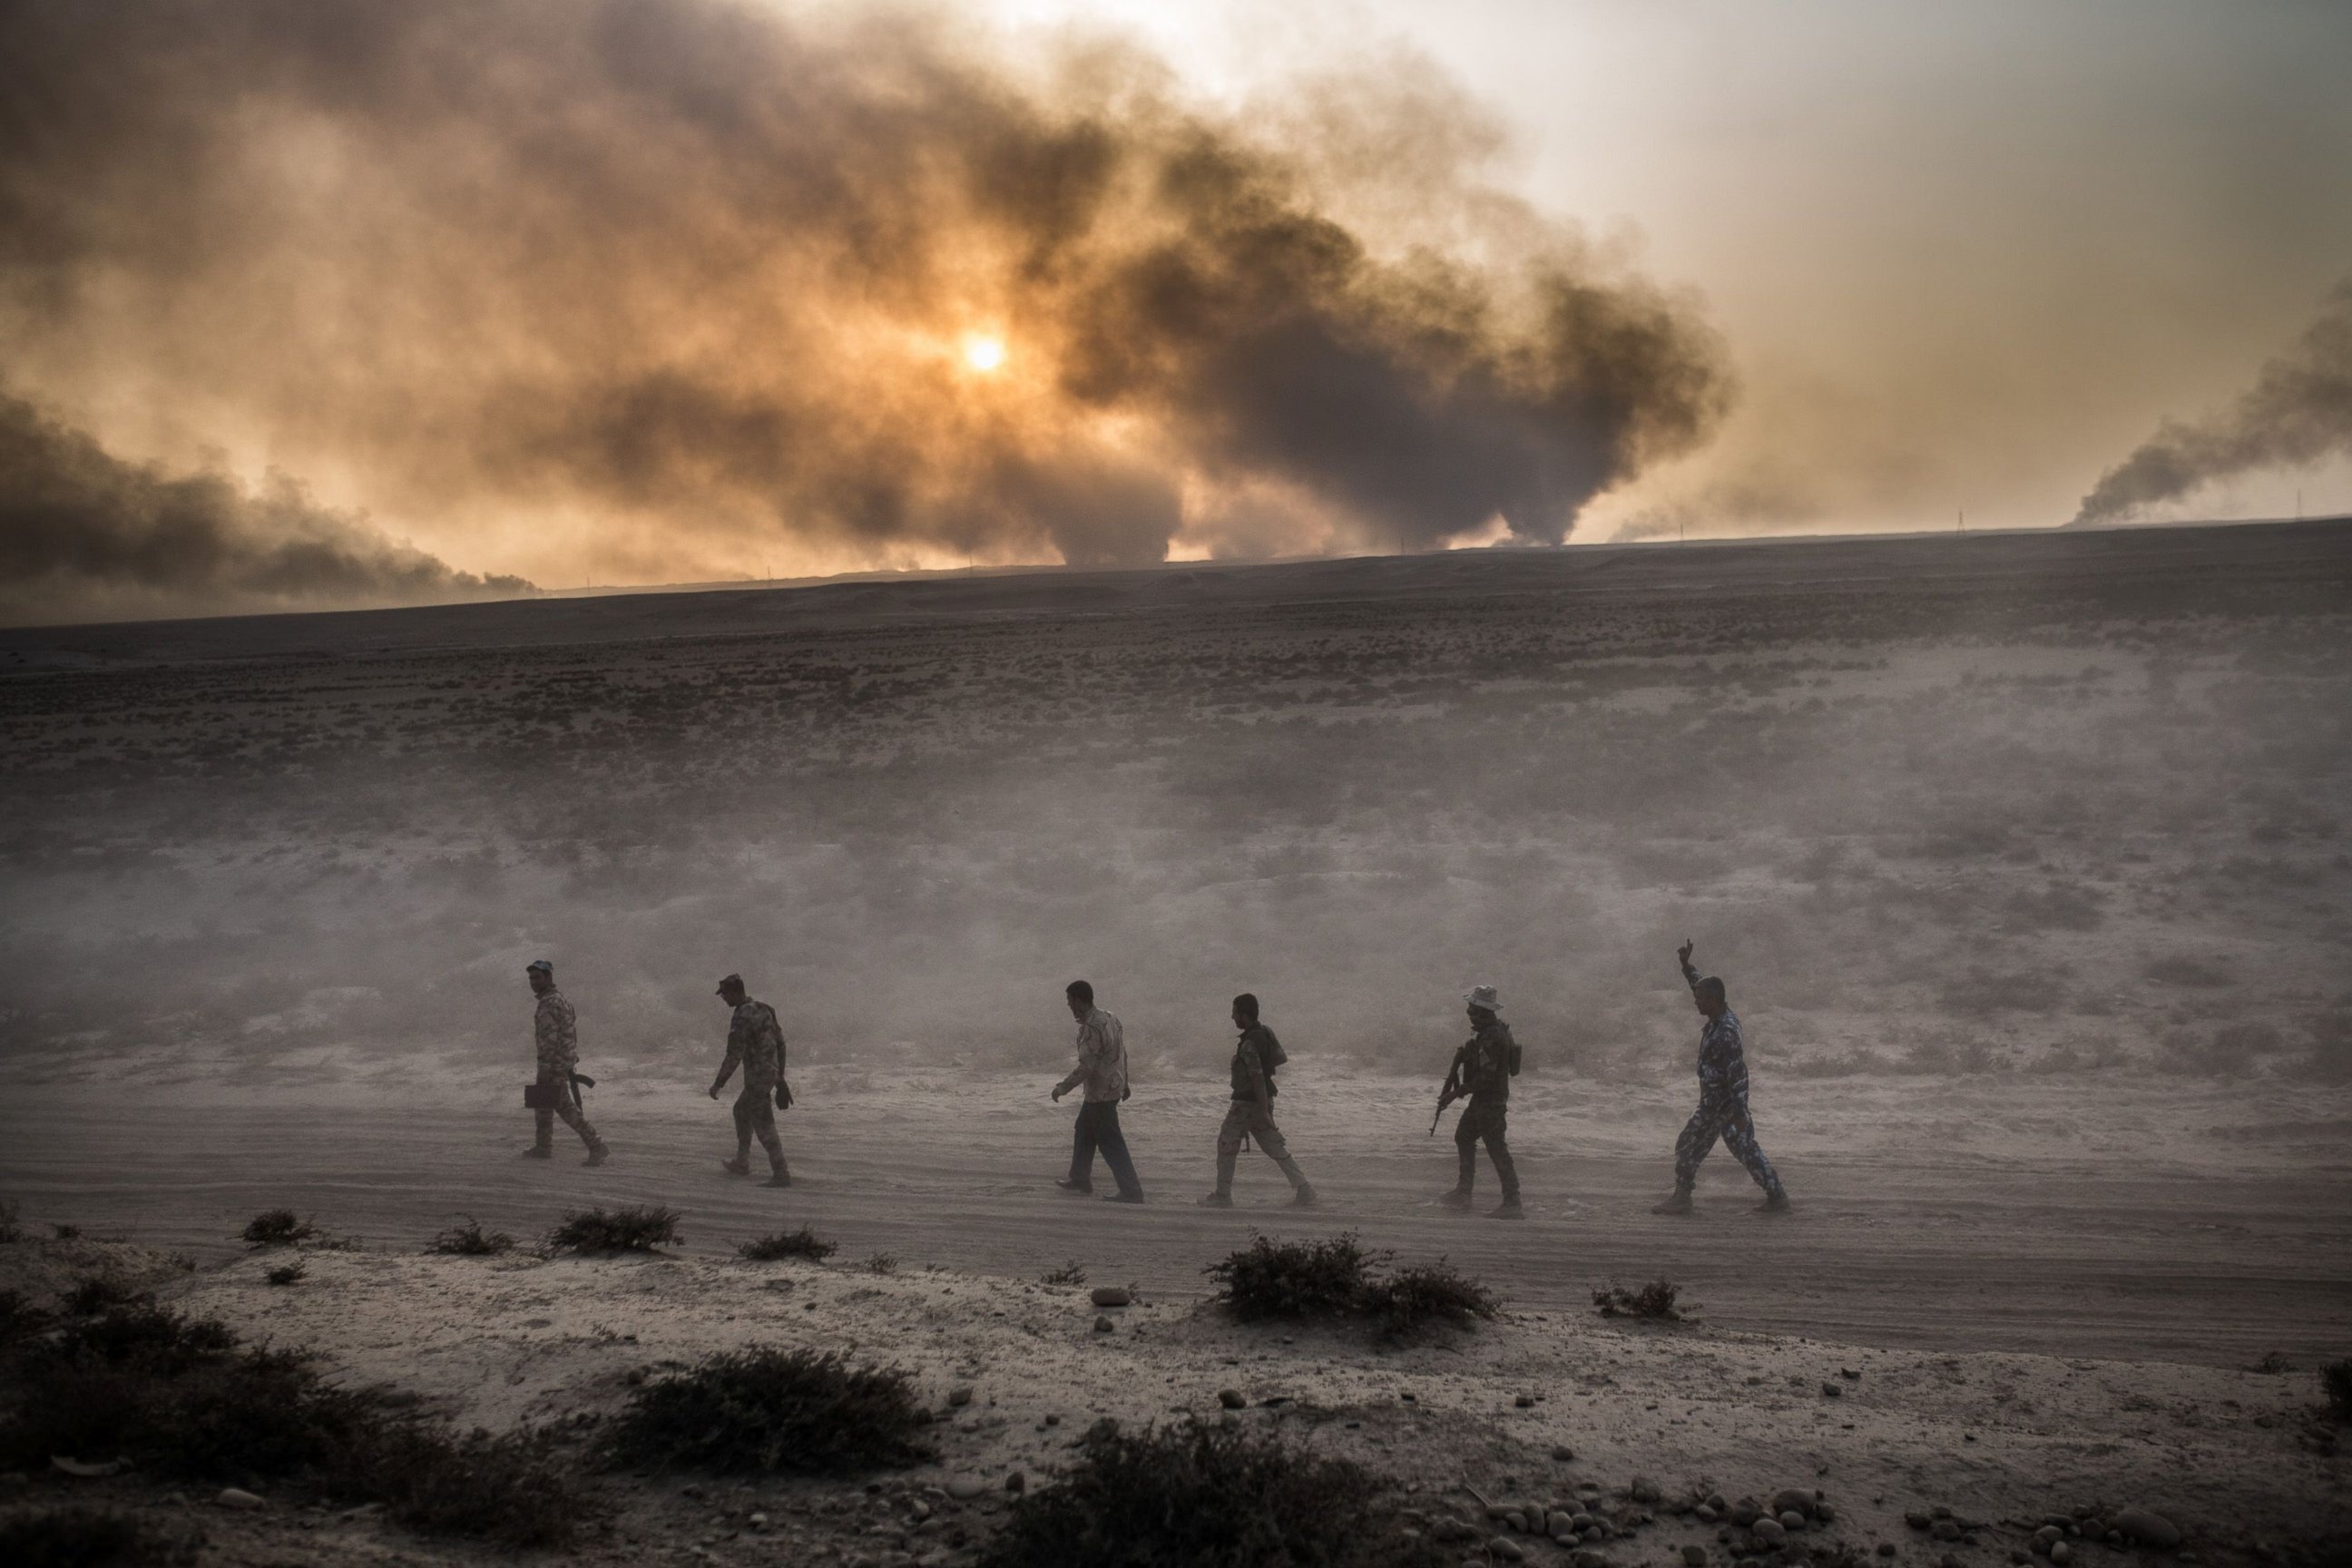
7, 1073, 2346, 1370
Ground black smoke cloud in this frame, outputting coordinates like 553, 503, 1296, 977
0, 0, 1730, 596
2074, 279, 2352, 525
0, 392, 530, 623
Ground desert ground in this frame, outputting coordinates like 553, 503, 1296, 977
2, 522, 2349, 1562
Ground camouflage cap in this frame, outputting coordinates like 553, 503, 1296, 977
525, 959, 553, 975
716, 973, 744, 995
1462, 984, 1502, 1012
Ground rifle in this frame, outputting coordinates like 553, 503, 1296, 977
569, 1072, 594, 1110
1428, 1054, 1464, 1136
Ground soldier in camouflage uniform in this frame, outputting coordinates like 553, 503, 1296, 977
524, 960, 609, 1165
1652, 939, 1788, 1213
1198, 993, 1317, 1209
710, 974, 790, 1187
1436, 985, 1522, 1219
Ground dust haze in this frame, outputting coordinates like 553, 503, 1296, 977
0, 0, 1726, 619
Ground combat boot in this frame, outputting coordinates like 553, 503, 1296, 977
1054, 1178, 1093, 1195
1196, 1191, 1234, 1208
582, 1144, 610, 1168
720, 1158, 751, 1177
763, 1170, 791, 1189
1436, 1187, 1474, 1210
1487, 1197, 1524, 1220
1289, 1185, 1318, 1208
520, 1146, 553, 1160
1650, 1188, 1693, 1215
1757, 1190, 1791, 1212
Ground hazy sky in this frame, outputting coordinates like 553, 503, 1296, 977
2, 0, 2347, 620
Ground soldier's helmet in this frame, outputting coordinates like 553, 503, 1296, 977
526, 959, 553, 976
1462, 984, 1502, 1012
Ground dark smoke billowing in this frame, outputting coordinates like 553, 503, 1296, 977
2073, 279, 2352, 525
0, 393, 530, 623
0, 0, 1730, 607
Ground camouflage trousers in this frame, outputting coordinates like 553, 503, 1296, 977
1213, 1100, 1311, 1196
1455, 1095, 1519, 1200
534, 1073, 603, 1154
733, 1084, 787, 1175
1673, 1097, 1782, 1196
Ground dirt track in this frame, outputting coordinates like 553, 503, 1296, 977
7, 1073, 2347, 1370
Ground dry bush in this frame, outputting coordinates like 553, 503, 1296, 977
606, 1348, 931, 1475
736, 1227, 837, 1262
240, 1209, 316, 1248
1367, 1263, 1500, 1338
265, 1263, 306, 1287
545, 1205, 681, 1253
978, 1420, 1452, 1568
1594, 1279, 1683, 1321
1039, 1259, 1087, 1286
1207, 1234, 1378, 1323
63, 1278, 146, 1318
426, 1216, 515, 1256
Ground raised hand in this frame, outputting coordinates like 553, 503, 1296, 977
1677, 937, 1695, 965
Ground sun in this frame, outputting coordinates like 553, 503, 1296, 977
962, 335, 1006, 373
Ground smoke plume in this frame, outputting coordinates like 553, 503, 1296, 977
2073, 279, 2352, 525
0, 0, 1730, 604
0, 392, 530, 623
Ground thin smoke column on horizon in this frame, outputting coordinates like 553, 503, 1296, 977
2073, 279, 2352, 526
0, 0, 1732, 616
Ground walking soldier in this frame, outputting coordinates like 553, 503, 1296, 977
710, 974, 791, 1187
522, 959, 609, 1166
1052, 980, 1145, 1203
1198, 993, 1317, 1208
1652, 940, 1788, 1213
1436, 985, 1522, 1218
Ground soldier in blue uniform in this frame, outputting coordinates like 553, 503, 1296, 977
1652, 940, 1788, 1213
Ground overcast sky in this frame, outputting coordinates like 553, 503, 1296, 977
2, 0, 2347, 619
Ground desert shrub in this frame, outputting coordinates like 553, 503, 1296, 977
2325, 1359, 2352, 1424
52, 1223, 83, 1240
240, 1210, 316, 1248
1367, 1262, 1500, 1338
605, 1347, 931, 1475
63, 1278, 146, 1318
2252, 1350, 2290, 1374
546, 1205, 681, 1253
0, 1289, 54, 1348
0, 1506, 177, 1567
1039, 1259, 1087, 1286
265, 1263, 306, 1287
0, 1302, 594, 1547
1206, 1234, 1378, 1322
864, 1252, 899, 1275
977, 1420, 1451, 1568
426, 1216, 515, 1256
0, 1200, 21, 1243
1594, 1279, 1683, 1321
736, 1227, 836, 1262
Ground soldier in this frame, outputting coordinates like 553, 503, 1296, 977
1198, 993, 1317, 1209
1652, 939, 1789, 1214
710, 974, 790, 1187
1051, 980, 1144, 1203
1435, 985, 1521, 1218
523, 959, 609, 1165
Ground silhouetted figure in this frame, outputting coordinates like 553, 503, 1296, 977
1052, 980, 1143, 1203
710, 973, 789, 1187
1199, 993, 1316, 1208
1436, 985, 1522, 1219
1652, 939, 1788, 1213
523, 959, 607, 1165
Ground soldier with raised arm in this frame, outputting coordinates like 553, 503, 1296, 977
523, 959, 609, 1166
1652, 939, 1788, 1214
1435, 985, 1522, 1219
710, 973, 790, 1187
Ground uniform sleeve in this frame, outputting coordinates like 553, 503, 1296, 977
1237, 1039, 1266, 1101
534, 999, 571, 1074
716, 1005, 748, 1087
767, 1007, 787, 1073
1055, 1023, 1099, 1096
1681, 956, 1705, 998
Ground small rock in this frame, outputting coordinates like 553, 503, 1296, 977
1093, 1314, 1114, 1333
2051, 1544, 2073, 1565
1821, 1382, 1843, 1397
1878, 1546, 1898, 1559
747, 1512, 769, 1529
1552, 1445, 1577, 1463
1219, 1388, 1246, 1409
909, 1500, 932, 1522
1491, 1539, 1525, 1563
1683, 1547, 1710, 1567
1730, 1500, 1764, 1527
1781, 1511, 1808, 1531
1818, 1503, 1838, 1524
1755, 1518, 1789, 1547
946, 1387, 975, 1408
1632, 1476, 1663, 1504
945, 1475, 987, 1501
1932, 1520, 1965, 1543
1573, 1552, 1611, 1568
1772, 1490, 1816, 1518
1841, 1367, 1860, 1380
1004, 1472, 1025, 1495
1090, 1286, 1132, 1308
1695, 1505, 1719, 1524
1515, 1393, 1535, 1408
217, 1488, 266, 1510
2114, 1509, 2182, 1551
1906, 1512, 1933, 1531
